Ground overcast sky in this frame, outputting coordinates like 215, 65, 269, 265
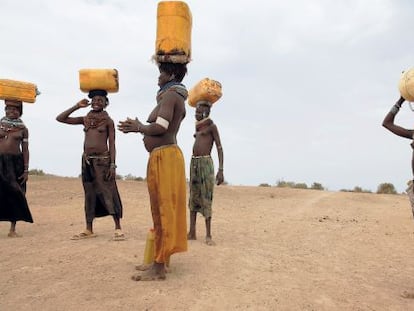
2, 0, 414, 192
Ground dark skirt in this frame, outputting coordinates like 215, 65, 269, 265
82, 153, 123, 222
0, 153, 33, 223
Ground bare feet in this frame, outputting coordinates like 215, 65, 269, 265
401, 291, 414, 299
7, 231, 21, 238
135, 264, 152, 271
205, 236, 216, 246
187, 232, 196, 240
136, 263, 172, 273
131, 264, 166, 281
113, 229, 126, 241
70, 230, 96, 240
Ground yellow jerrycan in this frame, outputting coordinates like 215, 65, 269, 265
143, 228, 155, 265
155, 1, 192, 63
188, 78, 222, 107
79, 68, 119, 93
399, 68, 414, 102
0, 79, 39, 103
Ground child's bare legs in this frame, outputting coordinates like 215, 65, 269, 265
7, 221, 19, 237
113, 216, 121, 230
83, 215, 121, 233
86, 221, 93, 233
187, 211, 197, 240
205, 217, 215, 245
85, 216, 122, 231
10, 221, 16, 233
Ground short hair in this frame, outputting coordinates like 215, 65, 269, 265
196, 101, 212, 108
88, 89, 108, 98
158, 62, 188, 82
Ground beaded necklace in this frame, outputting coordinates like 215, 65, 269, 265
0, 117, 25, 139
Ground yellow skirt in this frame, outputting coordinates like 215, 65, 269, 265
147, 145, 187, 263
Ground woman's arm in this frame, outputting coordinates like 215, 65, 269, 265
382, 96, 413, 139
212, 124, 224, 185
56, 99, 89, 124
19, 128, 29, 184
107, 119, 116, 180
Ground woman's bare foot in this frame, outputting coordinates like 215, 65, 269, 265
135, 264, 152, 271
7, 231, 21, 238
205, 236, 216, 246
401, 291, 414, 299
131, 263, 166, 281
137, 262, 172, 273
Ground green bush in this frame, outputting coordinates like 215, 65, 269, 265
276, 180, 324, 190
276, 180, 295, 188
376, 183, 397, 194
259, 183, 271, 187
310, 182, 324, 190
340, 186, 372, 193
28, 169, 45, 176
353, 186, 363, 193
294, 183, 308, 189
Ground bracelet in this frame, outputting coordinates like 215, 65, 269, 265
390, 104, 400, 115
135, 118, 141, 133
110, 163, 117, 169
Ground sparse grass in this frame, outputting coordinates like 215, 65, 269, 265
276, 180, 325, 191
259, 183, 271, 187
27, 169, 397, 194
28, 169, 46, 176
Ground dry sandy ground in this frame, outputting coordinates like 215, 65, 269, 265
1, 176, 414, 311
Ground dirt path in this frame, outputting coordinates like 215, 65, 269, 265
1, 176, 414, 310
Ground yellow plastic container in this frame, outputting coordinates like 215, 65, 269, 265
79, 69, 119, 93
399, 68, 414, 102
155, 1, 192, 63
188, 78, 223, 107
143, 228, 155, 265
0, 79, 38, 103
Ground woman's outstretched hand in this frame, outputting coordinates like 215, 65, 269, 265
117, 117, 141, 133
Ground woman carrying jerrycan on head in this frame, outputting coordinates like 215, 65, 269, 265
56, 69, 124, 241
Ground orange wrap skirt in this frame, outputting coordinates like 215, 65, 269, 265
147, 144, 187, 263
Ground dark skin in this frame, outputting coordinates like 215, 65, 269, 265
0, 100, 29, 235
382, 96, 414, 176
117, 70, 186, 151
117, 68, 186, 280
187, 104, 224, 245
56, 96, 121, 233
383, 96, 414, 299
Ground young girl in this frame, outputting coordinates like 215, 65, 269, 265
56, 90, 124, 241
0, 100, 33, 237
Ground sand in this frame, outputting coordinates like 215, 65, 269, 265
1, 175, 414, 311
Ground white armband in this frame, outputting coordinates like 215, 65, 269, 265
156, 116, 169, 129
